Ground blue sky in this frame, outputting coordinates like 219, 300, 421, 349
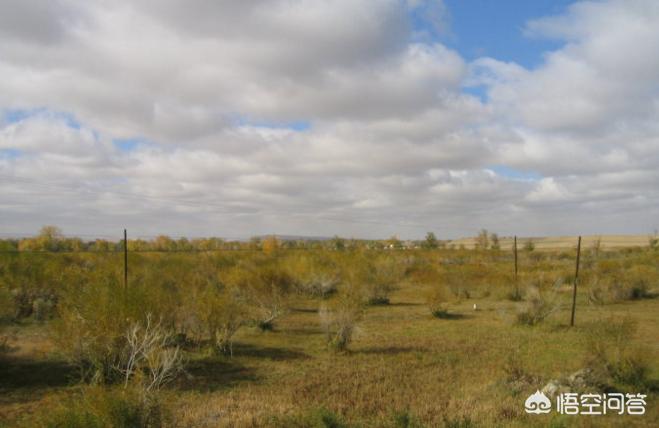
3, 108, 81, 129
442, 0, 574, 68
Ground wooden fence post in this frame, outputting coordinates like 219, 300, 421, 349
514, 236, 518, 278
124, 229, 128, 302
570, 236, 582, 327
513, 235, 519, 297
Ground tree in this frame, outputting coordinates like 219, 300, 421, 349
319, 287, 364, 352
249, 237, 261, 250
649, 230, 658, 250
423, 232, 439, 249
64, 237, 85, 252
92, 239, 113, 252
262, 236, 280, 255
524, 239, 535, 252
19, 225, 64, 251
475, 229, 489, 250
233, 263, 293, 331
176, 237, 192, 251
153, 235, 175, 251
331, 236, 346, 251
0, 239, 17, 252
490, 233, 500, 250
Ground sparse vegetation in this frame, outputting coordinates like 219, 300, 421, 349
35, 386, 171, 428
475, 229, 489, 250
584, 317, 652, 389
318, 288, 364, 352
515, 280, 561, 325
523, 239, 535, 252
588, 263, 656, 304
1, 230, 658, 426
422, 232, 439, 250
426, 283, 452, 318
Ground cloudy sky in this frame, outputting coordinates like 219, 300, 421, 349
1, 0, 658, 240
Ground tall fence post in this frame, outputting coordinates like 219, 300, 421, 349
513, 235, 519, 296
513, 236, 518, 278
570, 236, 582, 327
123, 229, 128, 302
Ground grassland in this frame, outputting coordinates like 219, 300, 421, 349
448, 234, 653, 250
1, 245, 658, 427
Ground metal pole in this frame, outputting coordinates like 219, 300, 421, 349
514, 236, 518, 279
124, 229, 128, 301
570, 236, 581, 327
514, 235, 519, 297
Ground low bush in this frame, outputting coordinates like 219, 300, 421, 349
390, 409, 423, 428
229, 261, 294, 331
426, 284, 452, 318
0, 286, 13, 323
515, 283, 560, 326
501, 348, 538, 395
506, 287, 523, 302
441, 265, 474, 299
360, 255, 404, 305
36, 386, 171, 428
588, 264, 655, 304
52, 260, 182, 383
318, 288, 363, 352
53, 278, 139, 383
583, 317, 651, 389
119, 316, 184, 392
32, 295, 57, 321
194, 283, 247, 356
286, 253, 340, 298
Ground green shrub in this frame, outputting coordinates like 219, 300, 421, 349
588, 264, 655, 304
584, 317, 651, 389
426, 284, 452, 318
515, 283, 560, 326
187, 282, 247, 356
310, 407, 347, 428
319, 288, 363, 352
33, 296, 56, 321
506, 287, 523, 302
52, 260, 181, 383
38, 386, 170, 428
391, 409, 423, 428
284, 253, 340, 298
361, 255, 404, 305
0, 286, 13, 323
229, 261, 293, 331
53, 277, 135, 382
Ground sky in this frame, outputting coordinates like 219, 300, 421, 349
1, 0, 659, 240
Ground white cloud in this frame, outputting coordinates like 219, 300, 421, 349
1, 0, 658, 238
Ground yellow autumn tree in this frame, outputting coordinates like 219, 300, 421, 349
262, 236, 280, 256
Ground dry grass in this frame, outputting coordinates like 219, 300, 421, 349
449, 234, 653, 250
1, 249, 658, 427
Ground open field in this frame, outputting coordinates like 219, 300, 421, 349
1, 243, 658, 427
448, 235, 654, 251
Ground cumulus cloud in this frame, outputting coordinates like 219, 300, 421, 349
1, 0, 658, 238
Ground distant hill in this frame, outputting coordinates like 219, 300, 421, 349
251, 234, 334, 242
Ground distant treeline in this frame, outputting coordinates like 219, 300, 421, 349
0, 226, 450, 253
